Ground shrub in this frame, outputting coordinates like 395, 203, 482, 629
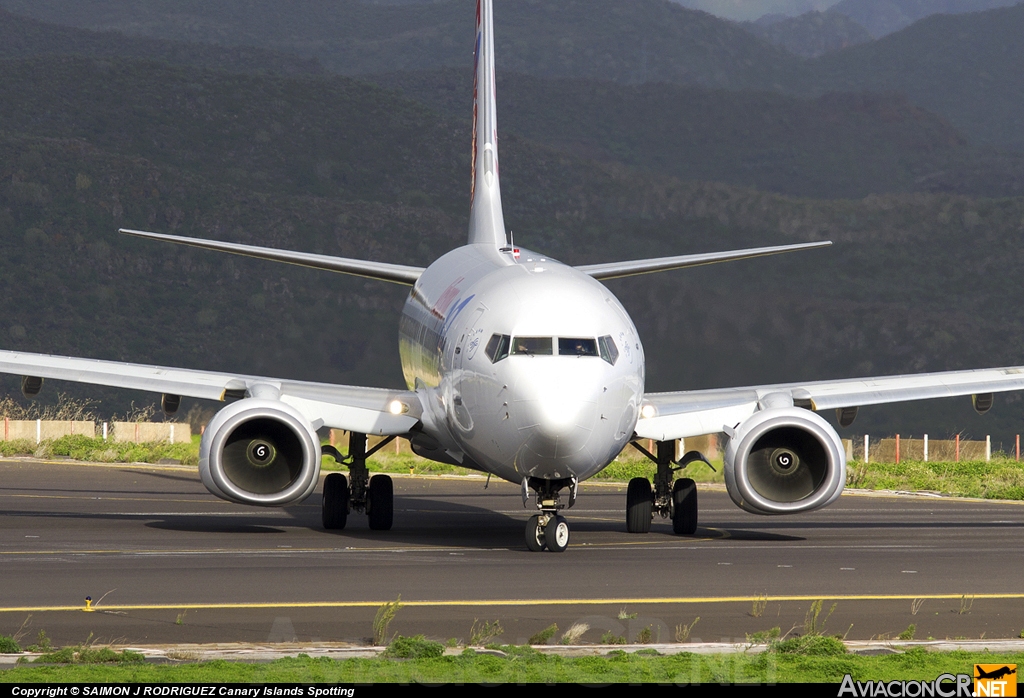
382, 635, 444, 659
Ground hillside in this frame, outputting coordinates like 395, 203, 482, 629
0, 0, 807, 89
829, 0, 1021, 37
742, 10, 872, 56
4, 0, 1023, 153
3, 56, 1024, 441
805, 2, 1024, 149
373, 68, 1024, 199
0, 8, 322, 76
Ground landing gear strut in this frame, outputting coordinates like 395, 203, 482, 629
321, 431, 396, 531
522, 477, 575, 552
626, 440, 707, 535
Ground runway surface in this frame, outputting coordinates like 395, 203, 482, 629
2, 458, 1024, 646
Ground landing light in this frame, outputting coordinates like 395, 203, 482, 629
388, 400, 407, 415
640, 404, 657, 419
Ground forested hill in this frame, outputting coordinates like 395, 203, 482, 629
804, 3, 1024, 149
0, 8, 323, 76
3, 55, 1024, 442
0, 0, 806, 88
5, 0, 1022, 150
371, 68, 1024, 199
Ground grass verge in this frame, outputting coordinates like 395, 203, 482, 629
1, 647, 1021, 683
1, 434, 198, 465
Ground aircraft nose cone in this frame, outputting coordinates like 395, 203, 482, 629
511, 360, 601, 464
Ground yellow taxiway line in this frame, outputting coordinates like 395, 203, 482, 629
2, 593, 1023, 614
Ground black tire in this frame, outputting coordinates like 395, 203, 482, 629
545, 515, 570, 552
525, 515, 546, 552
367, 474, 394, 531
672, 478, 698, 535
626, 477, 652, 533
321, 473, 349, 530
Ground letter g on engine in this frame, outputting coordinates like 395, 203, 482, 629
199, 398, 321, 506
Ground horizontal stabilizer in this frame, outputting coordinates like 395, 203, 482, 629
120, 229, 424, 286
576, 241, 831, 280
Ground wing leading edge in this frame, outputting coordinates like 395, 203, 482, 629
576, 241, 831, 280
120, 229, 424, 286
0, 349, 420, 436
637, 365, 1024, 441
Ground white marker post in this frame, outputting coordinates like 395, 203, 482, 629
986, 435, 991, 462
923, 434, 928, 462
864, 435, 869, 463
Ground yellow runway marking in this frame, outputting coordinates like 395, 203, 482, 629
3, 593, 1024, 614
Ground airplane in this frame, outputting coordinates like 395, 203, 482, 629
4, 0, 1024, 553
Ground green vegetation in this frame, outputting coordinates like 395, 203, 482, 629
846, 459, 1024, 500
4, 649, 1019, 682
381, 636, 444, 660
0, 635, 21, 653
371, 597, 402, 647
24, 646, 145, 665
527, 624, 558, 645
0, 435, 197, 465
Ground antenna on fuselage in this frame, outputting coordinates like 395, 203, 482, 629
467, 0, 507, 248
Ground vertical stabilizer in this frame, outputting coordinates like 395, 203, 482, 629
467, 0, 507, 247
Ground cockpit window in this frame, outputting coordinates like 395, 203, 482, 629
598, 335, 619, 365
558, 337, 599, 357
485, 334, 510, 363
511, 336, 553, 355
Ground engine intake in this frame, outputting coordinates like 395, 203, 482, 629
200, 398, 321, 506
724, 406, 845, 515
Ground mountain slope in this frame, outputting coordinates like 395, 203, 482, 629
0, 0, 807, 89
0, 8, 322, 75
374, 68, 1024, 198
805, 2, 1024, 149
829, 0, 1021, 37
742, 10, 873, 56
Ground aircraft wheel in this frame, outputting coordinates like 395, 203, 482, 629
626, 477, 652, 533
367, 474, 394, 531
672, 478, 698, 535
322, 473, 349, 530
525, 515, 546, 552
544, 515, 570, 552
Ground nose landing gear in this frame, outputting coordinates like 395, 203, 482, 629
523, 477, 575, 552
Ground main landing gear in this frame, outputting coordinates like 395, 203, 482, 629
321, 431, 395, 531
626, 440, 708, 535
523, 476, 577, 552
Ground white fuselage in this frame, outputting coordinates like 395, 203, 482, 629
399, 243, 645, 484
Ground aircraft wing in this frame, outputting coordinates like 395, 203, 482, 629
636, 365, 1024, 441
0, 349, 420, 436
121, 229, 424, 285
576, 241, 831, 280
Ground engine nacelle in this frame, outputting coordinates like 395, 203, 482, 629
199, 398, 321, 506
723, 406, 845, 515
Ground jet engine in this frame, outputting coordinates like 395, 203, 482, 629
723, 406, 845, 515
199, 398, 321, 506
